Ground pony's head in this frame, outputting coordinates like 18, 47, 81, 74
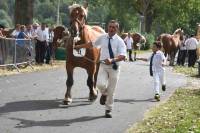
173, 28, 184, 40
68, 3, 88, 37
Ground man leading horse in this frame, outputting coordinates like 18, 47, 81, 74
75, 20, 127, 118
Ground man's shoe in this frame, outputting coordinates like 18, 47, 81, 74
162, 85, 166, 91
105, 110, 112, 118
154, 94, 160, 101
100, 95, 107, 105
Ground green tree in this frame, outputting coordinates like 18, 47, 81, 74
34, 1, 56, 24
0, 10, 12, 27
15, 0, 34, 25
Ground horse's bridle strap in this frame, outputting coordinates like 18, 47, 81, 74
75, 18, 84, 29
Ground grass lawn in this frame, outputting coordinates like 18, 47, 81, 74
173, 65, 198, 77
127, 66, 200, 133
127, 88, 200, 133
135, 49, 151, 54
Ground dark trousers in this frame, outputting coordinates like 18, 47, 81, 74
177, 50, 187, 66
35, 40, 46, 64
127, 49, 133, 61
45, 42, 53, 64
188, 49, 197, 67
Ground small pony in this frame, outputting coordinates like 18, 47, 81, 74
157, 28, 184, 66
121, 32, 146, 60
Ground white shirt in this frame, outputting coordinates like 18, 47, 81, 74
48, 31, 54, 43
180, 41, 187, 50
36, 27, 49, 42
25, 30, 34, 38
11, 30, 20, 38
32, 28, 38, 38
124, 36, 133, 50
185, 37, 198, 50
148, 50, 166, 72
93, 33, 127, 64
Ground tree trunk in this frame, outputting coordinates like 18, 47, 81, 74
145, 12, 153, 33
15, 0, 34, 25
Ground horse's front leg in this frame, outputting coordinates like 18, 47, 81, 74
169, 51, 175, 66
87, 67, 98, 102
63, 67, 74, 105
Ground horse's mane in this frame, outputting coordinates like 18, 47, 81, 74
54, 25, 65, 29
173, 28, 182, 35
68, 4, 88, 17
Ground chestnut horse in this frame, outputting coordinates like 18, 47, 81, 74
2, 28, 14, 38
157, 28, 184, 66
63, 3, 105, 105
121, 32, 146, 60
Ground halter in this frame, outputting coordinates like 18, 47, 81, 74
69, 5, 86, 39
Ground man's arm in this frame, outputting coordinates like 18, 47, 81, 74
104, 55, 126, 65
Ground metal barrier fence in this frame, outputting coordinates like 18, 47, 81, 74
0, 37, 35, 71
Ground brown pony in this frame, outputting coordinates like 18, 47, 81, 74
63, 3, 105, 105
121, 32, 146, 60
2, 28, 14, 38
157, 28, 184, 66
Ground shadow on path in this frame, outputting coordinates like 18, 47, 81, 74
115, 98, 156, 104
0, 98, 92, 115
10, 116, 104, 128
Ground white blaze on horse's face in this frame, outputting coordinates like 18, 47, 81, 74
69, 4, 87, 38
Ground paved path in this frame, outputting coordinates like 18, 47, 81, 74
0, 53, 186, 133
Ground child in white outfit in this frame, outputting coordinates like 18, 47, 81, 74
137, 41, 166, 101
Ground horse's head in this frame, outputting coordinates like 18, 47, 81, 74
173, 28, 184, 41
68, 3, 88, 38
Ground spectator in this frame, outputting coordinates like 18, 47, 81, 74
177, 35, 187, 66
0, 28, 5, 38
45, 27, 54, 64
11, 24, 21, 38
25, 24, 34, 39
0, 28, 5, 64
185, 34, 198, 67
16, 25, 30, 63
35, 23, 49, 64
32, 23, 39, 38
124, 32, 133, 61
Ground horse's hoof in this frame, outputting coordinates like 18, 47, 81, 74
61, 97, 72, 105
63, 100, 72, 105
88, 94, 98, 102
59, 100, 72, 108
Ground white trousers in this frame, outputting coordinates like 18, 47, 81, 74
153, 69, 166, 94
97, 64, 120, 111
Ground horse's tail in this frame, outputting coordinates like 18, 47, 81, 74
140, 35, 146, 44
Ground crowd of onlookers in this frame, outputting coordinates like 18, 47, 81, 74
0, 23, 54, 65
177, 34, 199, 67
0, 24, 199, 67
